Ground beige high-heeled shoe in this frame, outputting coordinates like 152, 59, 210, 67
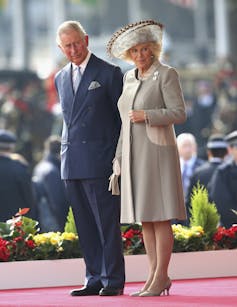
130, 290, 144, 297
139, 278, 172, 297
130, 277, 154, 296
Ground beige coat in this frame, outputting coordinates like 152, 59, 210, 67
115, 61, 187, 223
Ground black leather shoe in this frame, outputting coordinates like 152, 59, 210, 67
70, 286, 101, 296
99, 287, 124, 296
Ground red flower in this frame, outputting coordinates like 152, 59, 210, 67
13, 236, 24, 243
213, 225, 237, 249
15, 221, 23, 228
16, 208, 30, 216
0, 238, 11, 261
25, 240, 36, 249
123, 229, 134, 239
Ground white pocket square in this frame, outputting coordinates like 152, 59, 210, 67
88, 81, 101, 90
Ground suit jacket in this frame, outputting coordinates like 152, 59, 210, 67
188, 160, 222, 193
33, 153, 69, 232
55, 54, 123, 179
208, 160, 237, 228
0, 154, 35, 222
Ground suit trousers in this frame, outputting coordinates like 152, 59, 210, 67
65, 178, 125, 289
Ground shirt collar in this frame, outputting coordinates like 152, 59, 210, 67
209, 157, 223, 163
72, 51, 91, 74
180, 156, 197, 168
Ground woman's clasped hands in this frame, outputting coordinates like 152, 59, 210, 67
129, 110, 146, 123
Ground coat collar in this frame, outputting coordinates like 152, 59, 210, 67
133, 60, 162, 81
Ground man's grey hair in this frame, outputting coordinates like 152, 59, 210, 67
56, 20, 87, 45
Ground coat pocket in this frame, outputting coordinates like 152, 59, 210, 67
146, 124, 176, 146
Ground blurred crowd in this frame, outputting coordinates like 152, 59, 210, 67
0, 70, 57, 166
175, 58, 237, 159
0, 58, 237, 231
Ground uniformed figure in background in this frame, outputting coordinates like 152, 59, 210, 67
186, 134, 228, 224
208, 130, 237, 228
0, 129, 35, 221
32, 135, 69, 232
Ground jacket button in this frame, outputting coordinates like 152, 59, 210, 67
82, 140, 87, 144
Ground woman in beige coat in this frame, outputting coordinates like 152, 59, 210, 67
107, 20, 187, 297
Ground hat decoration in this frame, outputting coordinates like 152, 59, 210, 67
107, 19, 163, 60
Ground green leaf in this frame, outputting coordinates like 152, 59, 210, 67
189, 182, 220, 240
0, 222, 11, 237
22, 216, 39, 236
64, 207, 78, 234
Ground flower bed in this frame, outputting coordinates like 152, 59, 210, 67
0, 209, 237, 262
122, 223, 237, 255
0, 209, 82, 262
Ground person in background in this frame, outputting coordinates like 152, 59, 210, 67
208, 130, 237, 228
186, 134, 228, 223
32, 135, 69, 232
174, 95, 194, 136
54, 20, 125, 297
177, 133, 205, 199
192, 80, 217, 157
107, 19, 187, 297
0, 129, 35, 221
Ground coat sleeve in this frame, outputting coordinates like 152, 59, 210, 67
107, 66, 123, 114
146, 67, 187, 126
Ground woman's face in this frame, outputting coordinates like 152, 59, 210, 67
129, 43, 154, 72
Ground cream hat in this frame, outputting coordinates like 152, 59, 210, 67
107, 19, 163, 60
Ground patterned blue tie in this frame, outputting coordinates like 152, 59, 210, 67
74, 66, 82, 93
182, 162, 189, 196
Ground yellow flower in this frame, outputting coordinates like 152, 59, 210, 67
172, 224, 205, 240
61, 232, 78, 241
50, 236, 60, 245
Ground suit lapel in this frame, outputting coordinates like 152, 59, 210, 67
70, 54, 99, 125
60, 63, 74, 125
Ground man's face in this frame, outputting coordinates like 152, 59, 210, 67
58, 29, 89, 65
178, 139, 196, 161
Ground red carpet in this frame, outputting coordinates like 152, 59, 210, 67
0, 277, 236, 306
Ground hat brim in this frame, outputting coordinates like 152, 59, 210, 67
225, 130, 237, 146
107, 20, 163, 60
207, 141, 227, 149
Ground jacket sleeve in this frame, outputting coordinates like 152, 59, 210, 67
146, 67, 187, 126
